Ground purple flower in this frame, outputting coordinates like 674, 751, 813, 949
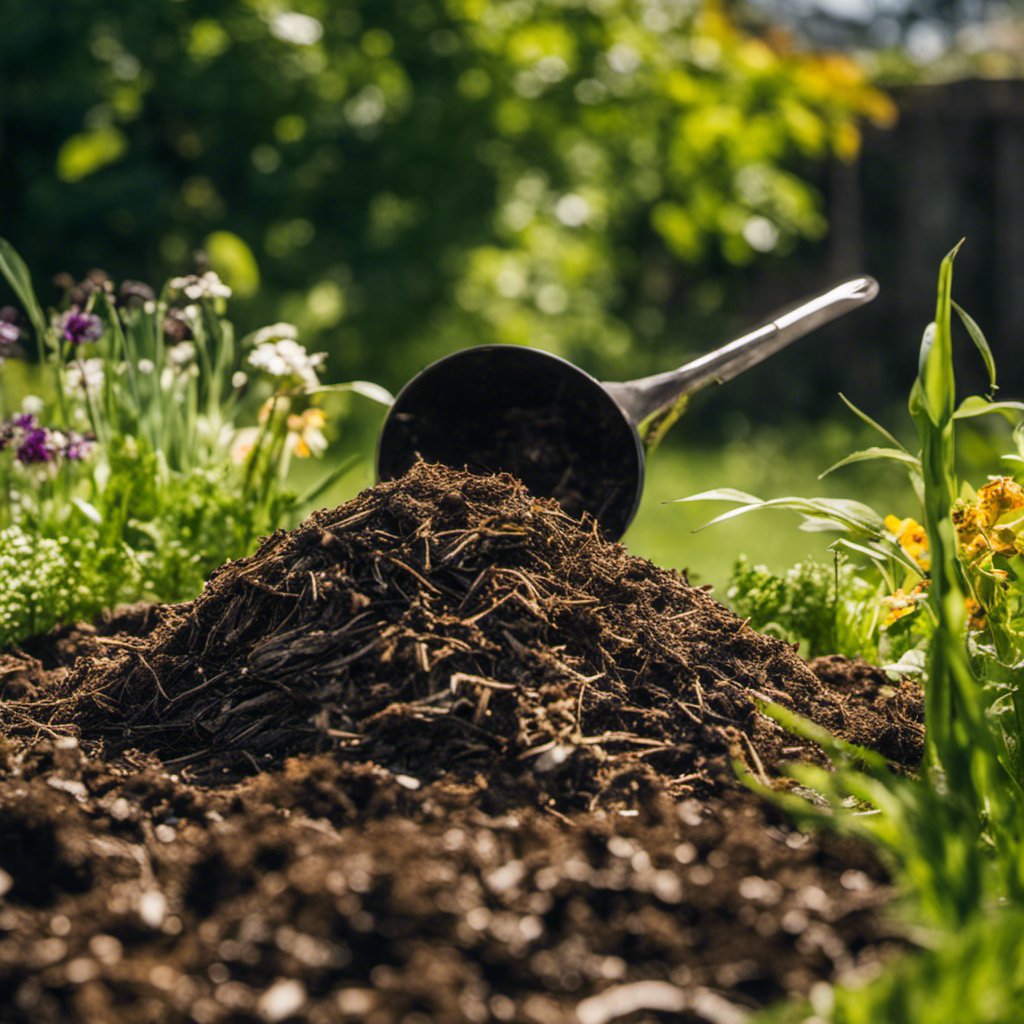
55, 308, 104, 345
62, 431, 96, 461
0, 414, 95, 465
0, 311, 21, 363
15, 424, 53, 464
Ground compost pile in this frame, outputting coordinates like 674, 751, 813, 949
0, 463, 925, 1024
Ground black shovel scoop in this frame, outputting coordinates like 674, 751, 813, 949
377, 275, 878, 540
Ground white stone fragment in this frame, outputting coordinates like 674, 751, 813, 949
256, 978, 306, 1022
485, 859, 526, 895
576, 981, 751, 1024
138, 890, 167, 929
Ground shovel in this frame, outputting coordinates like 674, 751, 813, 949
376, 275, 878, 541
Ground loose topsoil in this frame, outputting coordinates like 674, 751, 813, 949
0, 463, 925, 1024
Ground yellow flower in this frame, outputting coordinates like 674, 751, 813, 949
974, 476, 1024, 529
884, 514, 931, 571
286, 407, 327, 458
965, 597, 987, 633
882, 581, 928, 627
954, 478, 1024, 563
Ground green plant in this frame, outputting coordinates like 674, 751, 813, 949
0, 237, 390, 647
725, 554, 889, 661
691, 246, 1024, 1021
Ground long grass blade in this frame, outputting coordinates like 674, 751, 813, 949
0, 236, 48, 339
818, 446, 921, 478
837, 392, 908, 450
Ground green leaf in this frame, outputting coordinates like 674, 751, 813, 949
819, 446, 921, 478
882, 648, 928, 677
917, 240, 962, 427
0, 236, 48, 338
952, 396, 1024, 422
797, 516, 849, 533
837, 392, 907, 451
953, 300, 996, 394
757, 699, 891, 773
55, 126, 128, 183
680, 493, 885, 536
670, 487, 763, 506
830, 534, 924, 579
71, 497, 103, 524
310, 380, 395, 405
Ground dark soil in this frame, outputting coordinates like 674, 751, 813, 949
0, 463, 925, 1024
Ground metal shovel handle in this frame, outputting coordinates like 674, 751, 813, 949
602, 275, 879, 445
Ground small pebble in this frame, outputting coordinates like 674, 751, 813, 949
138, 890, 167, 929
256, 978, 306, 1023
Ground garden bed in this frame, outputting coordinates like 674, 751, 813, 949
0, 464, 924, 1023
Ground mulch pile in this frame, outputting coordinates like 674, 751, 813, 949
0, 463, 925, 1024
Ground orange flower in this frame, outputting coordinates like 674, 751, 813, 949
974, 477, 1024, 529
884, 514, 931, 571
965, 597, 987, 632
286, 407, 327, 458
882, 581, 928, 627
954, 478, 1024, 563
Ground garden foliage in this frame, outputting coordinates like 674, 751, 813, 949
0, 0, 894, 386
0, 237, 389, 648
692, 248, 1024, 1022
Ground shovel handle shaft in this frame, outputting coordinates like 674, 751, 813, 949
602, 275, 879, 430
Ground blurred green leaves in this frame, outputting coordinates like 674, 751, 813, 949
0, 0, 895, 388
56, 127, 128, 183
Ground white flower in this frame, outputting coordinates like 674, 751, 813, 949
248, 339, 326, 391
231, 370, 248, 389
138, 358, 155, 374
229, 426, 261, 465
20, 395, 44, 415
169, 271, 232, 301
167, 341, 196, 367
65, 358, 106, 398
286, 407, 328, 458
251, 322, 299, 346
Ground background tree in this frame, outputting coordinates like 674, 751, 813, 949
0, 0, 892, 393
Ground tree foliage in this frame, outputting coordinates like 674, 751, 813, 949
0, 0, 894, 386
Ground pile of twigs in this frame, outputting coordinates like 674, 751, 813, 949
51, 464, 922, 794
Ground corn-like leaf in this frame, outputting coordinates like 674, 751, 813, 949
670, 487, 764, 506
953, 299, 997, 394
917, 240, 962, 427
837, 392, 908, 451
756, 699, 891, 774
0, 235, 48, 339
797, 516, 847, 533
680, 493, 884, 536
830, 535, 923, 580
952, 396, 1024, 421
818, 446, 921, 478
